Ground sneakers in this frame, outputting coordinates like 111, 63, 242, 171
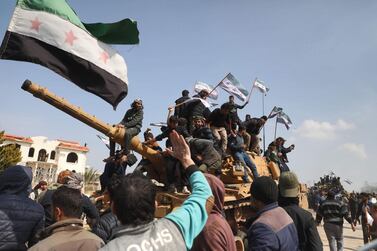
182, 186, 191, 194
167, 184, 177, 194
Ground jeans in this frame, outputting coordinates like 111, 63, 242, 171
324, 222, 343, 251
234, 151, 259, 180
211, 126, 228, 153
109, 127, 140, 155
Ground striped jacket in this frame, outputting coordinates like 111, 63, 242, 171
316, 199, 352, 225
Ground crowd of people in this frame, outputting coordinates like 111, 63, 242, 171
308, 174, 377, 251
100, 89, 296, 193
0, 130, 321, 251
12, 89, 377, 251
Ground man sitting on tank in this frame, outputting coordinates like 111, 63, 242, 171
228, 125, 259, 183
109, 99, 144, 156
99, 131, 213, 251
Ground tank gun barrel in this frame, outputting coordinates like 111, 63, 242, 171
21, 80, 165, 168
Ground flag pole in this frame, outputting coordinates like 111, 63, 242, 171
274, 115, 278, 140
262, 91, 266, 153
207, 72, 230, 97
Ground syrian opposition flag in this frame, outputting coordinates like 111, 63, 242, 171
344, 179, 352, 185
277, 111, 293, 130
194, 81, 218, 100
0, 0, 139, 109
219, 73, 249, 102
268, 106, 283, 119
253, 79, 269, 94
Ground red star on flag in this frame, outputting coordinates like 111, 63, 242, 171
30, 17, 42, 32
100, 51, 110, 64
65, 30, 77, 46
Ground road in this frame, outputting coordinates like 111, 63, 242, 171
316, 217, 365, 250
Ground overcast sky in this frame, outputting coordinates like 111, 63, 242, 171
1, 1, 376, 191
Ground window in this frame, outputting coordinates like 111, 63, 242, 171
37, 149, 48, 162
50, 151, 56, 160
28, 147, 35, 157
66, 152, 78, 163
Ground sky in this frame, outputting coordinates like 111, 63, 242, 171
1, 1, 376, 191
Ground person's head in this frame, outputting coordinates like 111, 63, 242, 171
39, 181, 48, 191
132, 99, 143, 110
143, 128, 154, 141
239, 125, 246, 134
108, 172, 156, 226
0, 165, 33, 196
245, 114, 251, 121
204, 174, 225, 214
268, 142, 277, 151
168, 115, 179, 129
275, 137, 286, 146
193, 116, 205, 128
229, 95, 235, 102
199, 90, 209, 99
260, 115, 268, 124
250, 176, 278, 210
182, 89, 189, 97
52, 186, 83, 221
278, 172, 300, 199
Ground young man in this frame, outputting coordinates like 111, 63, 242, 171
110, 99, 144, 155
174, 89, 190, 118
316, 190, 355, 251
225, 95, 248, 126
278, 172, 323, 251
208, 103, 231, 155
247, 176, 299, 251
100, 131, 213, 251
228, 127, 259, 182
192, 174, 236, 251
244, 115, 267, 154
0, 165, 45, 250
30, 186, 104, 250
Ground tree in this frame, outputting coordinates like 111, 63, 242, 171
84, 167, 100, 186
0, 131, 22, 174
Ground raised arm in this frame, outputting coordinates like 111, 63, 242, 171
165, 131, 213, 250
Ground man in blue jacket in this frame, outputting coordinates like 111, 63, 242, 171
247, 176, 299, 251
0, 165, 45, 250
100, 131, 213, 251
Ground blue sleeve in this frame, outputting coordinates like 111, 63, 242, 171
247, 223, 279, 251
165, 170, 212, 250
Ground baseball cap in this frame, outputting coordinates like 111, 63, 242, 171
278, 171, 300, 198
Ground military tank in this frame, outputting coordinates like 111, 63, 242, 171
22, 80, 307, 251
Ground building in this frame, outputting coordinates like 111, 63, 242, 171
2, 134, 89, 185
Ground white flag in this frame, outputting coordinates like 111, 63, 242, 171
254, 79, 269, 93
277, 111, 293, 130
194, 81, 218, 100
219, 73, 249, 102
97, 135, 110, 149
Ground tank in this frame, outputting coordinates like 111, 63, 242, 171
22, 80, 307, 251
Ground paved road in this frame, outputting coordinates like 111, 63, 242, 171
316, 219, 365, 251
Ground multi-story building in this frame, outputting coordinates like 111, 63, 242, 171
2, 133, 89, 185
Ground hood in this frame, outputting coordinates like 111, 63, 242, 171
204, 173, 225, 215
0, 165, 33, 196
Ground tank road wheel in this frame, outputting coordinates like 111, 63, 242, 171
235, 236, 245, 251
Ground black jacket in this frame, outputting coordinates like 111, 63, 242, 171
174, 96, 190, 118
0, 165, 45, 250
282, 204, 323, 251
120, 108, 143, 129
190, 138, 221, 168
185, 98, 211, 120
92, 210, 121, 243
